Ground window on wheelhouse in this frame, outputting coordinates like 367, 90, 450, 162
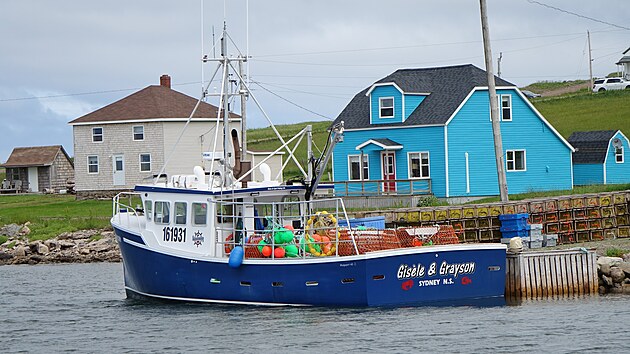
144, 200, 152, 221
192, 202, 207, 226
154, 201, 170, 224
175, 202, 187, 225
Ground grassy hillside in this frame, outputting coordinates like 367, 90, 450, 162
533, 90, 630, 138
521, 80, 588, 93
247, 121, 333, 181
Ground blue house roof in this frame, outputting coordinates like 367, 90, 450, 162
568, 130, 618, 164
333, 64, 514, 129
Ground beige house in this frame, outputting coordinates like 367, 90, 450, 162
69, 75, 283, 198
1, 145, 74, 193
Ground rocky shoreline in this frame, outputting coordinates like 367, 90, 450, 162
0, 224, 120, 266
597, 256, 630, 294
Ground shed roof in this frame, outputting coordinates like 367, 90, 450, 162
568, 130, 618, 164
69, 85, 240, 125
616, 56, 630, 65
333, 64, 514, 129
1, 145, 71, 168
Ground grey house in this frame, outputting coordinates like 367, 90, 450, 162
1, 145, 74, 193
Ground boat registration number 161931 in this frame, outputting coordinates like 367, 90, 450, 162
163, 227, 186, 242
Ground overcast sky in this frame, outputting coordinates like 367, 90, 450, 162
1, 0, 628, 161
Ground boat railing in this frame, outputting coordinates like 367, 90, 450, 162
213, 197, 363, 259
112, 192, 145, 233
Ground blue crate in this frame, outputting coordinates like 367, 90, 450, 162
501, 229, 530, 238
499, 213, 529, 221
500, 224, 531, 232
338, 216, 385, 229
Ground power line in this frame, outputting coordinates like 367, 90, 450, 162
526, 0, 630, 31
250, 81, 334, 120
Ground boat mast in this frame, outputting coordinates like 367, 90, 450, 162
221, 25, 230, 187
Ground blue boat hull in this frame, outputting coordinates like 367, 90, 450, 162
114, 227, 506, 307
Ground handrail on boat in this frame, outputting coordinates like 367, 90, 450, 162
112, 192, 144, 233
213, 196, 362, 258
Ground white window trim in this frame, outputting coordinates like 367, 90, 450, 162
139, 153, 152, 172
615, 146, 624, 163
348, 154, 369, 181
132, 125, 145, 141
379, 97, 395, 118
407, 152, 431, 179
506, 149, 526, 172
92, 127, 103, 143
501, 94, 512, 121
87, 155, 99, 174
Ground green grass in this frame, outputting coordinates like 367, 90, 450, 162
606, 247, 629, 257
0, 195, 111, 241
533, 90, 630, 138
247, 121, 333, 181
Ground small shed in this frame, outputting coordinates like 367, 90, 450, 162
569, 130, 630, 185
1, 145, 74, 193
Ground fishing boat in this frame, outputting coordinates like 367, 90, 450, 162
111, 28, 507, 307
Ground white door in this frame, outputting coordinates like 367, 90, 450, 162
27, 167, 39, 192
113, 154, 125, 186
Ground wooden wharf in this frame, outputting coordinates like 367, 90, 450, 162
505, 249, 598, 298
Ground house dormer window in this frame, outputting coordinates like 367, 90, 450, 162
92, 127, 103, 142
133, 125, 144, 141
501, 95, 512, 121
379, 97, 394, 118
616, 146, 624, 163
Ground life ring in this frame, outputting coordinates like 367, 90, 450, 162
304, 211, 339, 257
224, 234, 234, 254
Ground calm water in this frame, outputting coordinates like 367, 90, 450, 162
1, 263, 629, 353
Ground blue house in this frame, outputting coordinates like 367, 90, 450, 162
331, 64, 575, 199
569, 130, 630, 185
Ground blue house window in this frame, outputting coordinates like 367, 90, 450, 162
408, 152, 430, 178
616, 146, 624, 163
506, 150, 526, 171
349, 155, 369, 180
501, 95, 512, 121
379, 97, 394, 118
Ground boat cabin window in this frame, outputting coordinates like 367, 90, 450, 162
175, 202, 187, 225
154, 201, 170, 224
192, 202, 208, 226
144, 200, 152, 221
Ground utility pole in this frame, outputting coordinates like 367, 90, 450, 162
588, 30, 593, 93
479, 0, 509, 202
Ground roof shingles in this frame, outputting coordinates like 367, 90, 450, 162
568, 130, 617, 164
2, 145, 67, 167
333, 64, 514, 129
69, 85, 239, 124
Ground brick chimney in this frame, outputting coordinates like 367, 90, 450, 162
160, 74, 171, 88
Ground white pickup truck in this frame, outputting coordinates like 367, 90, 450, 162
592, 77, 630, 92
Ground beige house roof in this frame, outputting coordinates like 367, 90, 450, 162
2, 145, 71, 168
69, 77, 240, 125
